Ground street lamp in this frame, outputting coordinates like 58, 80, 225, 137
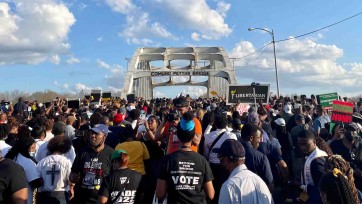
248, 27, 280, 98
251, 82, 260, 109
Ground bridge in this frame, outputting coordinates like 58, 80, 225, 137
121, 47, 237, 99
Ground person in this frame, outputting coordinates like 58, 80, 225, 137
231, 118, 242, 142
64, 115, 76, 140
0, 124, 11, 158
36, 136, 73, 204
313, 105, 330, 136
0, 153, 28, 204
214, 139, 273, 204
69, 124, 114, 204
239, 123, 274, 189
98, 149, 143, 204
5, 135, 42, 204
43, 119, 54, 142
156, 112, 214, 204
203, 113, 237, 203
289, 129, 327, 203
323, 154, 360, 203
36, 121, 76, 164
115, 124, 150, 176
290, 114, 308, 181
12, 97, 29, 118
327, 122, 344, 145
138, 115, 164, 203
30, 125, 46, 154
155, 96, 202, 154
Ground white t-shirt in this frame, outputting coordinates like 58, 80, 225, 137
43, 132, 54, 142
65, 125, 75, 140
35, 139, 45, 154
15, 153, 40, 204
36, 139, 76, 164
0, 140, 11, 157
37, 154, 72, 192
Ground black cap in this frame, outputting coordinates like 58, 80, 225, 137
213, 139, 245, 160
173, 97, 188, 107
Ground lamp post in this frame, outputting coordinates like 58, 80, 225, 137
248, 27, 280, 98
251, 82, 260, 109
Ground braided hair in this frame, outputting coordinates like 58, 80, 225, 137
324, 155, 359, 203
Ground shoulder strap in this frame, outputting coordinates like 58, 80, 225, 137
208, 131, 226, 159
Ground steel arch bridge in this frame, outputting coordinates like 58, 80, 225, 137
121, 47, 237, 99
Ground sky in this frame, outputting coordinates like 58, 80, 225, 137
1, 0, 362, 99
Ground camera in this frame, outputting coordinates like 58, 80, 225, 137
167, 112, 179, 122
75, 130, 87, 137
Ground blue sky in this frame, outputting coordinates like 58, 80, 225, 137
1, 0, 362, 98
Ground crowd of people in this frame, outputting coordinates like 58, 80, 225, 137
0, 94, 362, 204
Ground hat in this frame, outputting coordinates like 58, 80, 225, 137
248, 112, 260, 124
284, 104, 292, 114
295, 114, 305, 121
111, 149, 127, 160
91, 124, 109, 136
213, 139, 245, 160
345, 123, 359, 132
275, 118, 286, 126
294, 103, 302, 109
210, 103, 217, 111
52, 121, 66, 135
174, 97, 188, 107
113, 113, 123, 124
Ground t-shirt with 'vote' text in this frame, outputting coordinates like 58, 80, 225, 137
158, 150, 213, 204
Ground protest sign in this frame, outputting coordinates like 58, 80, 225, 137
227, 84, 270, 104
317, 92, 338, 108
331, 100, 353, 123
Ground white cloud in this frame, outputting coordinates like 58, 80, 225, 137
229, 38, 362, 96
66, 56, 80, 64
181, 86, 207, 98
78, 3, 88, 10
51, 55, 60, 65
97, 36, 103, 41
0, 0, 75, 65
154, 91, 167, 98
155, 0, 232, 40
216, 1, 230, 17
54, 81, 75, 94
191, 32, 201, 41
97, 59, 127, 89
106, 0, 175, 45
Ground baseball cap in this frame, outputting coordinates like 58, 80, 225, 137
213, 139, 245, 160
111, 149, 127, 160
91, 124, 109, 136
173, 97, 188, 107
345, 123, 359, 132
284, 104, 292, 114
275, 118, 286, 126
113, 113, 123, 124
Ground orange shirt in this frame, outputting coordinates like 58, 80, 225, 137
162, 118, 202, 154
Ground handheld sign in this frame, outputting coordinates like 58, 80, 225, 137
317, 92, 338, 108
127, 94, 135, 103
67, 99, 80, 109
211, 91, 217, 95
331, 100, 353, 123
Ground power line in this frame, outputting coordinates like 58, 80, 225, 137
231, 42, 271, 61
275, 11, 362, 42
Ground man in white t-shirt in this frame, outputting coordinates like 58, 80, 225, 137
36, 122, 75, 164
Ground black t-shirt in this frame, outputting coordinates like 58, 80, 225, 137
158, 150, 213, 204
0, 158, 28, 203
140, 137, 164, 160
71, 145, 114, 203
98, 168, 142, 204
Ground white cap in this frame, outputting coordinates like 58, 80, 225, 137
284, 104, 292, 114
275, 118, 286, 126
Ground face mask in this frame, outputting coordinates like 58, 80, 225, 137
29, 152, 36, 157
